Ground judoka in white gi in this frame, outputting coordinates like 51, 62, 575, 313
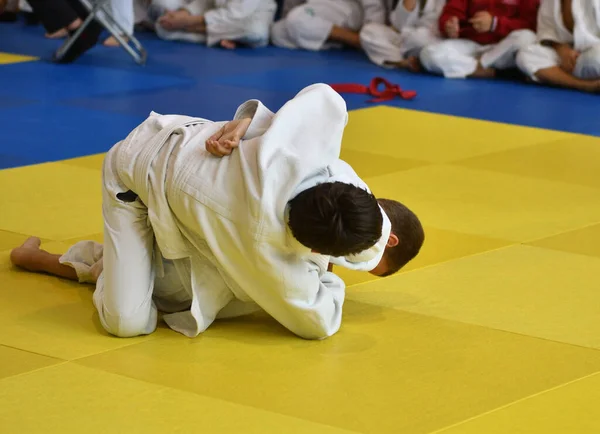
271, 0, 387, 50
11, 84, 424, 341
360, 0, 446, 70
152, 0, 277, 49
516, 0, 600, 93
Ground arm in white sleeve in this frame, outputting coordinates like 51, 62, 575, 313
250, 247, 346, 340
390, 0, 421, 30
204, 0, 263, 24
360, 0, 388, 24
253, 83, 348, 219
233, 99, 275, 140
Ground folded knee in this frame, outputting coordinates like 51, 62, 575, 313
101, 311, 156, 338
586, 45, 600, 63
358, 23, 381, 45
506, 30, 537, 48
419, 43, 444, 69
285, 8, 313, 46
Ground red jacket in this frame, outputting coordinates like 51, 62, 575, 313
439, 0, 539, 45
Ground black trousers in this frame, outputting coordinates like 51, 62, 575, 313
26, 0, 90, 33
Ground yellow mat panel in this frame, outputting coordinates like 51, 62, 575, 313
0, 163, 102, 241
340, 148, 429, 178
2, 105, 600, 434
454, 134, 600, 189
0, 363, 358, 434
366, 164, 600, 242
352, 245, 600, 349
0, 52, 37, 65
0, 345, 61, 380
435, 373, 600, 434
528, 223, 600, 259
344, 106, 574, 163
77, 303, 600, 434
0, 242, 161, 360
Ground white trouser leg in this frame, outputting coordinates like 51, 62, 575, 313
205, 5, 276, 47
93, 148, 158, 338
360, 23, 404, 66
480, 29, 537, 70
574, 44, 600, 80
60, 241, 105, 284
400, 26, 441, 59
104, 0, 135, 35
517, 43, 600, 81
420, 39, 484, 78
516, 43, 559, 81
273, 0, 362, 51
153, 0, 210, 43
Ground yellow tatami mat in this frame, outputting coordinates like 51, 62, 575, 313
1, 106, 600, 433
435, 373, 600, 434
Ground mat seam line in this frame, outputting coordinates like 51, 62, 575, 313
427, 370, 600, 434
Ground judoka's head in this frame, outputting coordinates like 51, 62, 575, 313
288, 182, 382, 257
369, 199, 424, 277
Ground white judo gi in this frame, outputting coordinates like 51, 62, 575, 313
64, 84, 391, 340
360, 0, 446, 67
271, 0, 387, 50
517, 0, 600, 81
154, 0, 277, 47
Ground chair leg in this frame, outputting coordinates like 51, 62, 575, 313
57, 0, 148, 65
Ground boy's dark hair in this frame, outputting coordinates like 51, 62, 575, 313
377, 198, 424, 276
288, 182, 382, 257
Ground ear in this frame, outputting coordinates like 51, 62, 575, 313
387, 233, 399, 248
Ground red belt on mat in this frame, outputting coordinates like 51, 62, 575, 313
330, 77, 417, 103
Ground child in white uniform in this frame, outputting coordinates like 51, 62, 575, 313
271, 0, 387, 50
154, 0, 277, 49
360, 0, 446, 69
516, 0, 600, 93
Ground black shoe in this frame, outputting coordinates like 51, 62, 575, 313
53, 21, 103, 64
23, 12, 40, 26
0, 11, 18, 22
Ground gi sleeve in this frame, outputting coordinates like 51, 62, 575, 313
251, 245, 347, 340
492, 0, 539, 39
234, 100, 276, 140
253, 83, 348, 223
438, 0, 468, 35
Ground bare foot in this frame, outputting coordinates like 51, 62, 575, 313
103, 35, 128, 47
10, 237, 42, 271
46, 28, 68, 39
469, 60, 496, 79
66, 18, 82, 31
384, 56, 422, 73
405, 56, 422, 73
220, 39, 237, 50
